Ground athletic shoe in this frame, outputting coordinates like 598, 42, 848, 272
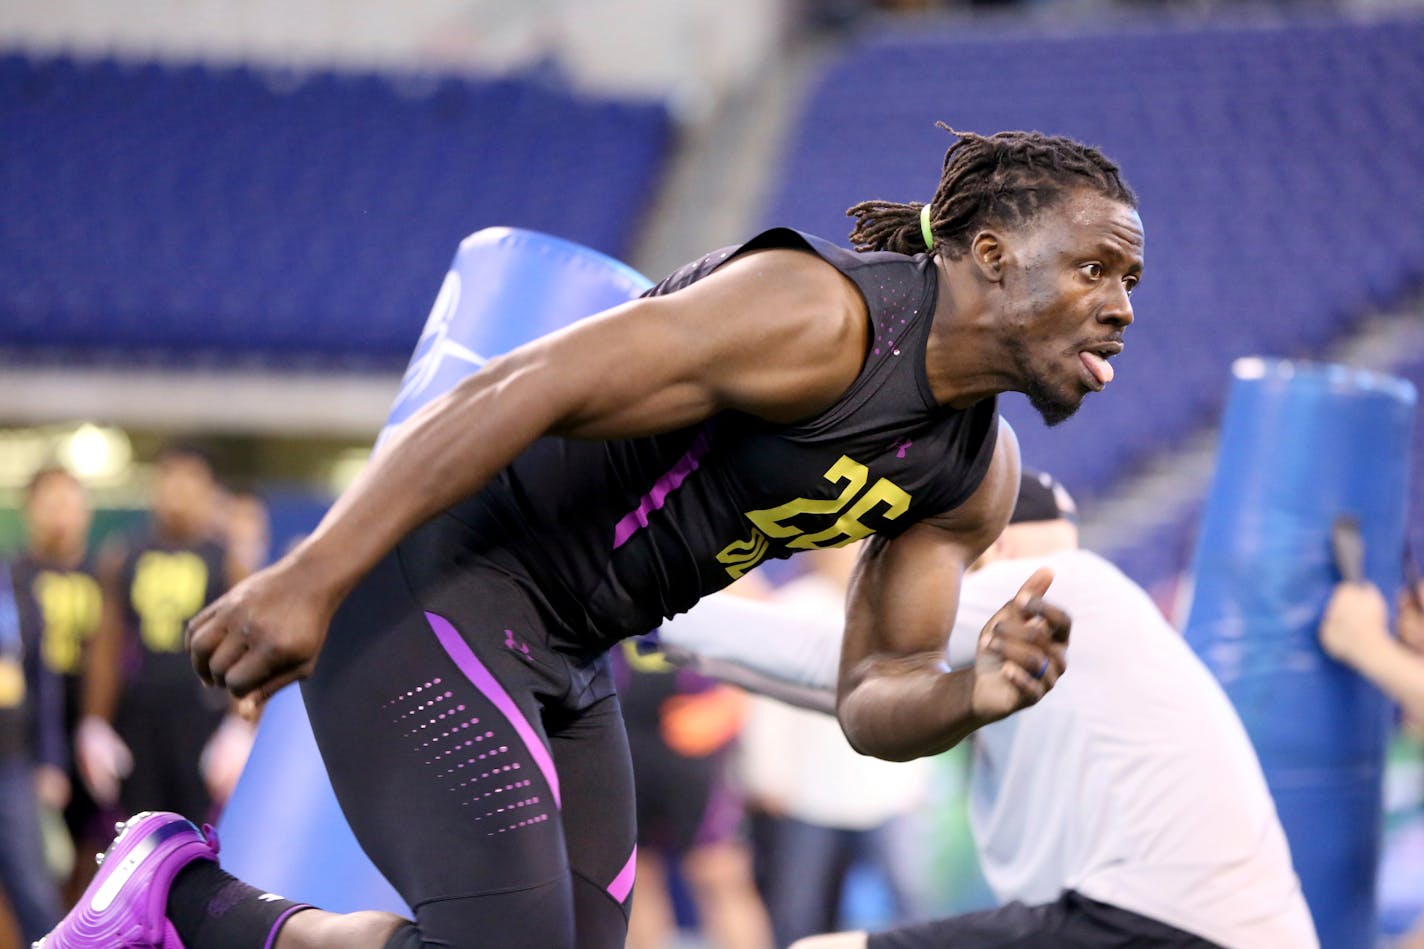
34, 811, 220, 949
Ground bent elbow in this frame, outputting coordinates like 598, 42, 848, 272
835, 706, 938, 763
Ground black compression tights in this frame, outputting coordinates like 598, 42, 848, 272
302, 544, 637, 949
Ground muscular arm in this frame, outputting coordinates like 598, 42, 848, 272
192, 248, 870, 698
836, 427, 1067, 761
301, 249, 862, 601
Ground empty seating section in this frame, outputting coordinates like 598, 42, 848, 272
0, 55, 671, 367
766, 15, 1424, 500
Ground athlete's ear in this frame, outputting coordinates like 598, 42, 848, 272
970, 231, 1006, 284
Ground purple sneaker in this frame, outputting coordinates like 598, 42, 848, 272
35, 811, 220, 949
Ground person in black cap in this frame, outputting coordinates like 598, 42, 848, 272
1007, 468, 1078, 524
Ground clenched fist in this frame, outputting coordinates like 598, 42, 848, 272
187, 558, 338, 702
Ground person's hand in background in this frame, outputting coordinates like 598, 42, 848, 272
75, 715, 132, 806
1320, 580, 1424, 722
1320, 581, 1392, 665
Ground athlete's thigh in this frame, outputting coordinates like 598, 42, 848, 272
302, 538, 580, 945
546, 680, 638, 949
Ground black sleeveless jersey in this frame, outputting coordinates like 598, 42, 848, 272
11, 552, 102, 752
12, 553, 102, 680
116, 531, 227, 688
447, 228, 999, 645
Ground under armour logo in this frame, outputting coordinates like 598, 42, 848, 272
891, 438, 913, 459
504, 629, 532, 661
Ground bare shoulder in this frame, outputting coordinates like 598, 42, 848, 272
520, 242, 872, 439
646, 246, 871, 423
666, 245, 863, 311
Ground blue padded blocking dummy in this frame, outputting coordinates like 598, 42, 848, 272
1182, 358, 1416, 949
219, 228, 652, 914
377, 227, 654, 445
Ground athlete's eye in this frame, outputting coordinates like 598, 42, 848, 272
1080, 263, 1104, 281
1124, 275, 1139, 295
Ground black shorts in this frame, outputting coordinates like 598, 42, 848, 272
867, 890, 1223, 949
61, 685, 103, 844
301, 513, 637, 949
115, 678, 226, 824
627, 730, 741, 856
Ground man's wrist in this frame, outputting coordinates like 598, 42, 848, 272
285, 536, 360, 606
929, 666, 991, 749
968, 672, 1008, 728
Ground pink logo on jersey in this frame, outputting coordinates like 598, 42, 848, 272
504, 629, 532, 661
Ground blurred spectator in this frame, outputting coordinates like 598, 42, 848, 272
739, 545, 933, 947
76, 444, 246, 824
197, 488, 271, 803
0, 556, 64, 944
616, 639, 773, 949
1320, 577, 1424, 948
11, 466, 104, 901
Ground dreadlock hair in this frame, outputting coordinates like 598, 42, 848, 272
846, 124, 1137, 258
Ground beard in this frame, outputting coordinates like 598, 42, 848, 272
1009, 335, 1082, 427
1025, 378, 1081, 426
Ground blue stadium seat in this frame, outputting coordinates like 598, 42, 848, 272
766, 15, 1424, 500
0, 55, 671, 368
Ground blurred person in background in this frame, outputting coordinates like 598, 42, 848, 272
12, 467, 104, 903
198, 488, 272, 806
616, 640, 772, 949
75, 444, 248, 825
663, 471, 1317, 948
0, 554, 64, 945
738, 545, 933, 947
1320, 574, 1424, 949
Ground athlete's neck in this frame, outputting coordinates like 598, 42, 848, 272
922, 255, 1021, 409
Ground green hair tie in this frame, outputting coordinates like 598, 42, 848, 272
919, 202, 934, 251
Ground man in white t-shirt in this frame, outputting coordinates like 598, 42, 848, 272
658, 470, 1318, 949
